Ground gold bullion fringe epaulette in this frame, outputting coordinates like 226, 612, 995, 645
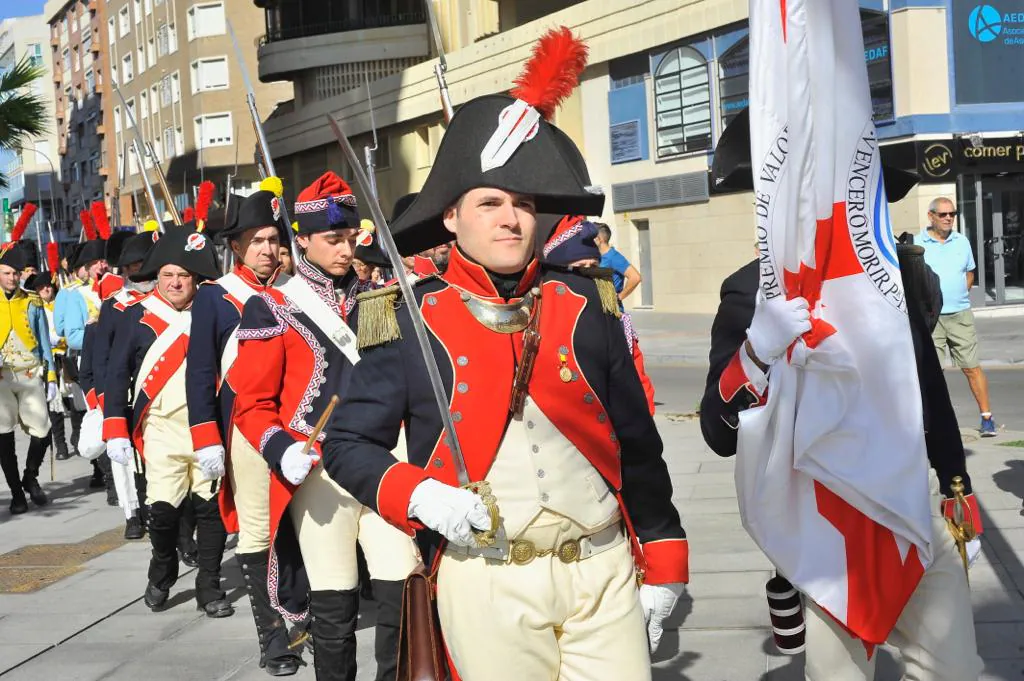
356, 284, 402, 350
576, 266, 622, 318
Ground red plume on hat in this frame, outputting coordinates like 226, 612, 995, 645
47, 242, 60, 276
182, 206, 195, 222
90, 200, 111, 240
195, 180, 215, 231
510, 26, 589, 120
80, 209, 97, 240
10, 203, 37, 242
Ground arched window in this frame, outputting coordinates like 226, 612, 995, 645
654, 46, 712, 158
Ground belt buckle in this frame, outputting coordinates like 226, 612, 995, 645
510, 539, 536, 566
557, 538, 581, 564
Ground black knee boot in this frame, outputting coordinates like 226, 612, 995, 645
178, 494, 198, 566
192, 493, 232, 617
50, 412, 70, 460
310, 589, 359, 681
0, 433, 26, 514
21, 435, 49, 506
95, 453, 117, 505
89, 460, 105, 488
371, 579, 405, 681
238, 550, 303, 676
135, 471, 148, 528
145, 500, 184, 610
67, 408, 84, 456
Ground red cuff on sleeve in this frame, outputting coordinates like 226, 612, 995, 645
190, 421, 223, 451
943, 493, 983, 535
98, 393, 105, 411
719, 349, 764, 404
641, 538, 690, 585
376, 462, 430, 536
103, 416, 129, 440
85, 389, 99, 411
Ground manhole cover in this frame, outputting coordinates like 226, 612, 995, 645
0, 527, 127, 593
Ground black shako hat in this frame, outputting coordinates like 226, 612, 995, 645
130, 224, 221, 282
389, 27, 602, 255
711, 107, 920, 202
389, 94, 604, 255
117, 232, 157, 269
221, 190, 286, 241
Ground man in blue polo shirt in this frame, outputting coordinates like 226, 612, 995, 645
915, 196, 996, 437
595, 223, 642, 309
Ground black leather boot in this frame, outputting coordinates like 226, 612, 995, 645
95, 453, 117, 506
310, 589, 359, 681
238, 550, 303, 676
0, 433, 26, 514
371, 579, 405, 681
68, 407, 84, 457
146, 500, 183, 611
21, 435, 49, 506
50, 411, 71, 460
124, 509, 145, 540
192, 493, 232, 617
88, 460, 105, 488
178, 494, 198, 567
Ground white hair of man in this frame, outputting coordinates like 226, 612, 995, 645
928, 197, 954, 213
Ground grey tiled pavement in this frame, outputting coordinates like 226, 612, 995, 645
3, 412, 1024, 679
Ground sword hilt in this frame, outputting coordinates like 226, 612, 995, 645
463, 480, 500, 548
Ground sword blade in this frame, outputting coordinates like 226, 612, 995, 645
325, 113, 469, 486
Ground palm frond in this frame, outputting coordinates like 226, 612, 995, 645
0, 57, 48, 150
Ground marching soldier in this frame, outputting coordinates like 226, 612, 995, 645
102, 225, 234, 617
322, 27, 688, 680
185, 186, 303, 675
27, 270, 75, 462
82, 229, 158, 538
232, 172, 420, 681
0, 244, 57, 514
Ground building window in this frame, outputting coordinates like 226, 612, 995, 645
653, 45, 712, 158
171, 72, 180, 102
168, 23, 178, 53
124, 97, 136, 128
72, 45, 80, 71
62, 48, 70, 71
108, 18, 116, 45
150, 85, 160, 114
147, 37, 155, 65
190, 56, 228, 92
137, 45, 146, 73
144, 0, 152, 14
28, 43, 43, 68
90, 152, 101, 175
121, 53, 134, 82
110, 61, 118, 84
161, 75, 172, 106
85, 68, 95, 94
862, 11, 893, 121
82, 26, 92, 52
187, 2, 226, 40
157, 24, 168, 56
134, 0, 142, 24
119, 6, 130, 37
140, 89, 148, 118
718, 39, 749, 130
375, 134, 391, 170
78, 9, 90, 34
194, 112, 232, 147
163, 126, 175, 158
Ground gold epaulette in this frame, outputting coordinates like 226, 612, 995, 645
356, 284, 402, 350
575, 266, 622, 318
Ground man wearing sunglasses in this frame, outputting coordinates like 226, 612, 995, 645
915, 197, 997, 437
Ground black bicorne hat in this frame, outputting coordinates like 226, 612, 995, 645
0, 244, 26, 270
72, 239, 107, 270
13, 241, 39, 270
130, 224, 221, 282
117, 232, 157, 269
220, 190, 286, 241
104, 230, 135, 267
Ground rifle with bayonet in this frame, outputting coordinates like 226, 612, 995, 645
423, 0, 454, 123
111, 78, 173, 230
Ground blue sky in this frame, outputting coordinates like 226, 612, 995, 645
0, 0, 49, 21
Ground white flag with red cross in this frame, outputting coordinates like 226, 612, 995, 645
736, 0, 935, 645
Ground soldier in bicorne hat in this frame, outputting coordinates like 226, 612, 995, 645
322, 27, 688, 680
102, 224, 234, 616
185, 181, 304, 675
231, 171, 420, 681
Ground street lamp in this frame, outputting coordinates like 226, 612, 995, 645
9, 143, 65, 248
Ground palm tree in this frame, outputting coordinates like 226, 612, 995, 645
0, 57, 47, 189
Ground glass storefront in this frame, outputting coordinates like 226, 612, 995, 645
960, 173, 1024, 305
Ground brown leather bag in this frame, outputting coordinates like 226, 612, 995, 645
395, 565, 448, 681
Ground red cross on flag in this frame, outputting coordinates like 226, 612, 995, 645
736, 0, 935, 645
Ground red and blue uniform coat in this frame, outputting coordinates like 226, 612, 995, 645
699, 260, 982, 533
231, 260, 361, 620
322, 249, 689, 586
186, 265, 283, 532
82, 284, 145, 411
101, 291, 190, 459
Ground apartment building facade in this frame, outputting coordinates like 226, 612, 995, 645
45, 0, 119, 240
0, 15, 63, 243
257, 0, 1024, 313
106, 0, 291, 219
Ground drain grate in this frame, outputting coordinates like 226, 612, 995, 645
0, 528, 128, 593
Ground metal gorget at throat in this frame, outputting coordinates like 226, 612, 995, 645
459, 288, 538, 334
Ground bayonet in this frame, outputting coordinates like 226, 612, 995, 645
326, 113, 499, 547
423, 0, 454, 122
363, 74, 379, 199
111, 79, 175, 228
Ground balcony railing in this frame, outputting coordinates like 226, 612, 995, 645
264, 7, 425, 44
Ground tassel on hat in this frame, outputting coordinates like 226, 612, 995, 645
510, 26, 589, 121
260, 176, 284, 198
143, 219, 160, 233
182, 206, 195, 222
356, 285, 402, 350
90, 200, 111, 240
80, 210, 97, 240
46, 242, 60, 281
195, 180, 215, 232
10, 203, 37, 242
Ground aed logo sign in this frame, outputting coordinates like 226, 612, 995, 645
968, 4, 1024, 45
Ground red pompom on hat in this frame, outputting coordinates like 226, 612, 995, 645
293, 171, 360, 235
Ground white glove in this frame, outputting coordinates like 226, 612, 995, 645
280, 441, 318, 486
78, 409, 107, 460
46, 381, 58, 402
407, 478, 492, 547
640, 582, 685, 654
195, 445, 226, 481
746, 292, 812, 364
107, 437, 133, 466
967, 537, 982, 568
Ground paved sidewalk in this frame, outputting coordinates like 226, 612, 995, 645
630, 309, 1024, 367
4, 420, 1024, 679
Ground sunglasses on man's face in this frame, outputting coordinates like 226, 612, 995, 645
932, 211, 958, 218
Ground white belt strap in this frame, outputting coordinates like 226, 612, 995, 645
277, 276, 360, 366
135, 296, 191, 395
